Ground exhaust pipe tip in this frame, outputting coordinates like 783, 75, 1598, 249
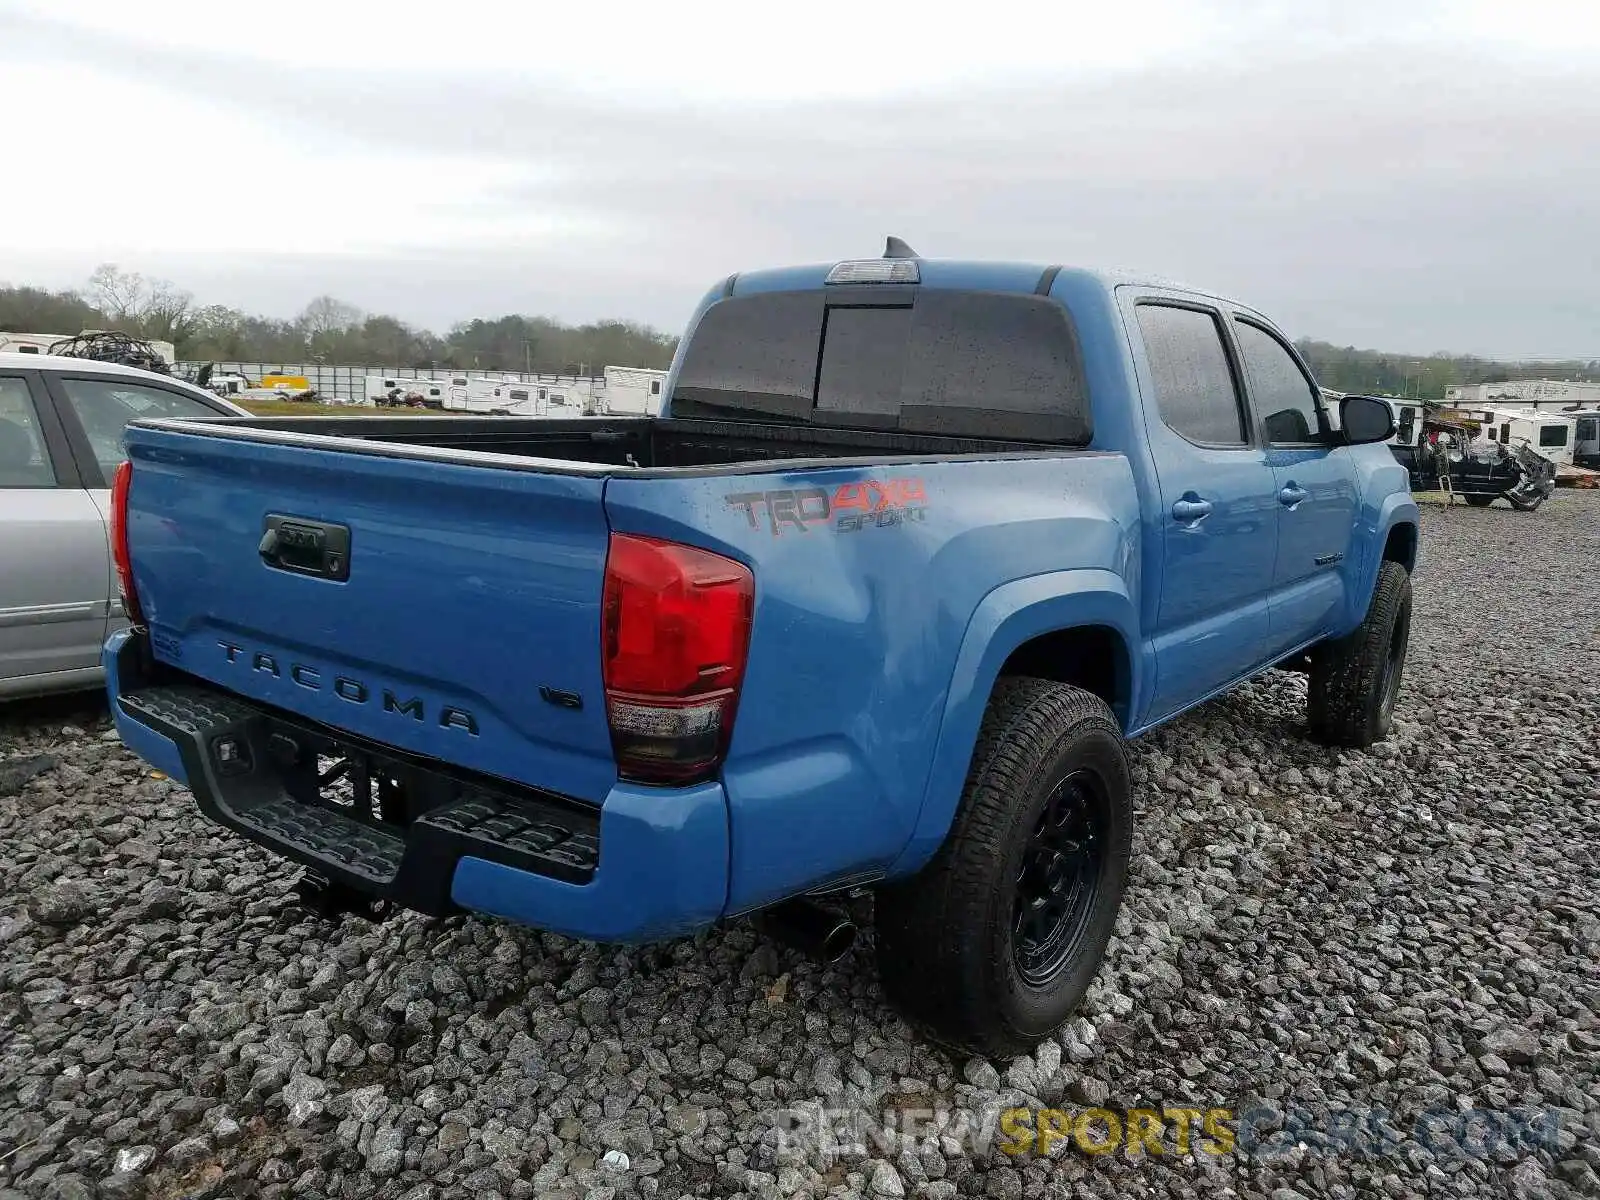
815, 918, 858, 963
751, 898, 858, 963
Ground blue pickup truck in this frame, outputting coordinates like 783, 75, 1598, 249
104, 242, 1418, 1054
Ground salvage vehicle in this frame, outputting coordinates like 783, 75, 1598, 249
103, 241, 1419, 1054
1386, 404, 1558, 510
0, 352, 247, 699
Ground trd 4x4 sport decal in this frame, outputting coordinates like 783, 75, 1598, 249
725, 478, 928, 537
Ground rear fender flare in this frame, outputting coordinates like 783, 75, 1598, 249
886, 569, 1140, 878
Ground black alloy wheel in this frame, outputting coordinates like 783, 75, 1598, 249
1012, 769, 1107, 988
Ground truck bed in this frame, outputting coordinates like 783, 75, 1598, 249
141, 413, 1068, 476
111, 403, 1138, 928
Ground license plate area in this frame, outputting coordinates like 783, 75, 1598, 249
256, 710, 600, 857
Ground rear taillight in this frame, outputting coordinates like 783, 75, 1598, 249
601, 533, 754, 785
110, 460, 145, 626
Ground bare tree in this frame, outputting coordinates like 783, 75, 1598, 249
298, 295, 363, 339
88, 263, 149, 322
140, 280, 200, 344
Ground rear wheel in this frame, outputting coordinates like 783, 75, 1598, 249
1464, 494, 1495, 507
1306, 560, 1413, 748
874, 678, 1132, 1057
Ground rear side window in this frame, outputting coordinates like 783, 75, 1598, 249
1538, 424, 1568, 448
897, 291, 1089, 442
1135, 304, 1247, 446
1234, 320, 1323, 445
0, 377, 56, 488
56, 377, 219, 483
674, 291, 825, 420
673, 289, 1091, 443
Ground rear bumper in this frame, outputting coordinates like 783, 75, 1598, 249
103, 630, 730, 943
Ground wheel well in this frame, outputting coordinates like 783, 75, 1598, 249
1383, 522, 1417, 572
997, 625, 1128, 727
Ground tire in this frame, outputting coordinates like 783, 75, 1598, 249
1306, 560, 1413, 749
1464, 494, 1495, 507
874, 677, 1133, 1057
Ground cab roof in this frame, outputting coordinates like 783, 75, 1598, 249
727, 258, 1211, 301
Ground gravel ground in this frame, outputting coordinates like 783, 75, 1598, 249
2, 491, 1597, 1200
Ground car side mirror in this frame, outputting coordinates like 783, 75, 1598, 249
1340, 395, 1396, 445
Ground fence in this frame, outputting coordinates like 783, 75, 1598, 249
177, 362, 601, 405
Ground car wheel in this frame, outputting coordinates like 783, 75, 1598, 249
1306, 560, 1413, 748
874, 677, 1132, 1057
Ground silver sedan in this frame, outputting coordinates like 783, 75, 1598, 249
0, 352, 249, 699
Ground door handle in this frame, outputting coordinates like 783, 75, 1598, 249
1277, 483, 1310, 508
1171, 497, 1213, 523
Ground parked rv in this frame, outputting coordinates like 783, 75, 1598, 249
1473, 407, 1576, 468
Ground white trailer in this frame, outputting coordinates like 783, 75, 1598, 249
438, 374, 600, 416
1473, 407, 1577, 467
1446, 380, 1600, 410
0, 331, 64, 356
598, 366, 666, 416
1, 330, 177, 364
365, 375, 449, 408
439, 375, 516, 412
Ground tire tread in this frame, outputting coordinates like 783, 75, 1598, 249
1307, 560, 1411, 748
875, 677, 1128, 1056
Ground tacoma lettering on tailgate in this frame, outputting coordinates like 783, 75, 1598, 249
217, 641, 480, 735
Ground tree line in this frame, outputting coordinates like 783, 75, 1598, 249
3, 264, 1594, 395
1292, 340, 1599, 400
0, 265, 679, 376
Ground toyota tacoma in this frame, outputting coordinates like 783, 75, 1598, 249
104, 241, 1418, 1054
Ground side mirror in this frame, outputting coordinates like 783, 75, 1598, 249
1340, 394, 1397, 445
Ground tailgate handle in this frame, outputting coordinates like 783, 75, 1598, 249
260, 515, 351, 582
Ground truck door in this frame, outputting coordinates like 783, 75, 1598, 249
1128, 300, 1278, 721
1228, 317, 1359, 659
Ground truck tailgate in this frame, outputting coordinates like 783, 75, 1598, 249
121, 425, 619, 803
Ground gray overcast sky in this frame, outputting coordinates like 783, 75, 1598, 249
2, 0, 1596, 358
